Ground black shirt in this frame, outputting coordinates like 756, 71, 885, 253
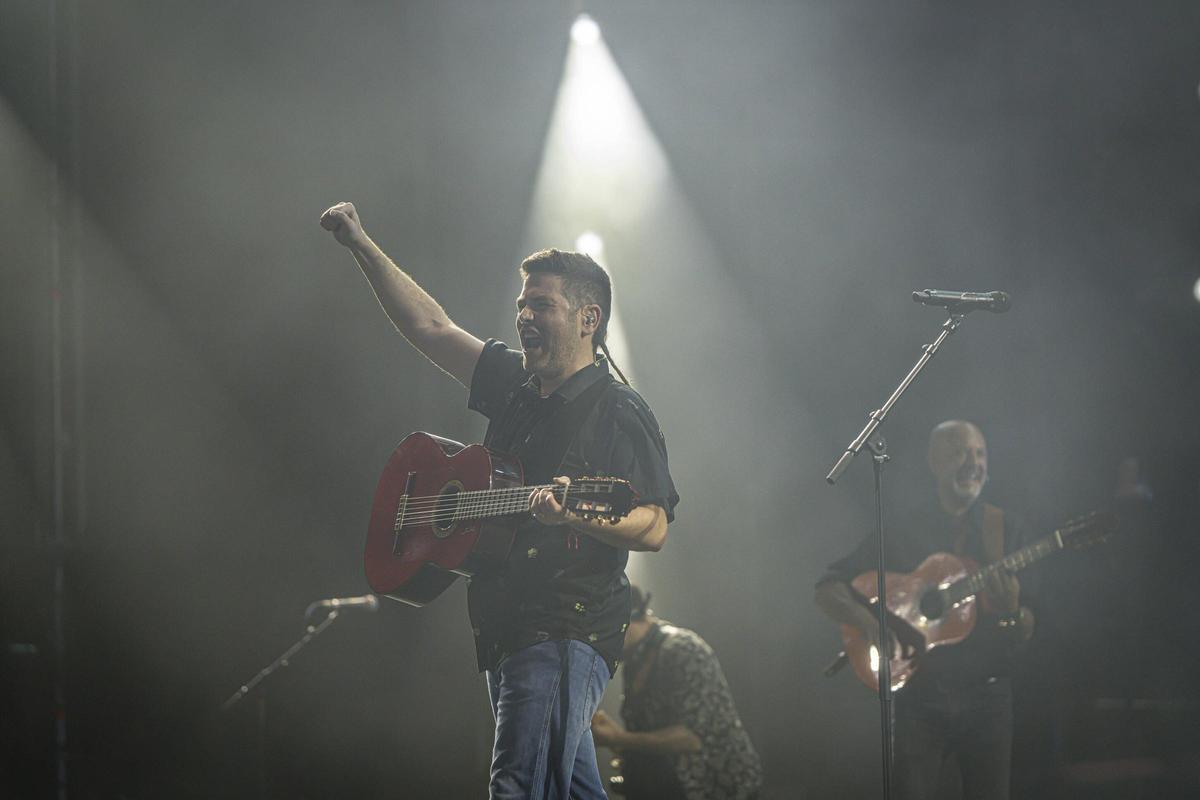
466, 339, 679, 674
819, 497, 1034, 686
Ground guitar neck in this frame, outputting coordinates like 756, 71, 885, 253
447, 483, 561, 522
945, 530, 1064, 606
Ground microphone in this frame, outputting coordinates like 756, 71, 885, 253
304, 593, 380, 619
912, 289, 1011, 313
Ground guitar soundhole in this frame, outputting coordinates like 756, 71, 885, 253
433, 481, 465, 537
919, 589, 946, 621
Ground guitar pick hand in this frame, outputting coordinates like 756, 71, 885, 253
983, 568, 1020, 615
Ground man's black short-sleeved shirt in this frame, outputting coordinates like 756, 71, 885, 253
466, 339, 679, 674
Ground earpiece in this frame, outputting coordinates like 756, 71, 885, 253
585, 314, 596, 326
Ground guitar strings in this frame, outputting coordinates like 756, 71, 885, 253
389, 484, 564, 513
394, 485, 625, 527
392, 485, 575, 528
389, 482, 621, 514
394, 483, 562, 505
946, 538, 1059, 601
399, 495, 586, 527
391, 477, 633, 511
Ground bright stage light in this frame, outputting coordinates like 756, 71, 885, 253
526, 17, 670, 233
571, 14, 601, 46
524, 12, 740, 595
523, 18, 671, 393
1194, 276, 1200, 304
575, 231, 605, 260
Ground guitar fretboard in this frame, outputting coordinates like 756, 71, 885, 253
450, 484, 563, 521
396, 484, 565, 530
944, 531, 1062, 606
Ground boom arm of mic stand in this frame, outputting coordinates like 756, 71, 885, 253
825, 313, 965, 485
220, 610, 342, 712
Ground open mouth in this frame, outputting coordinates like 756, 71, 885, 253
955, 466, 983, 487
519, 329, 543, 352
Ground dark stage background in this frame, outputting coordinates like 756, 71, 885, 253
3, 1, 1199, 798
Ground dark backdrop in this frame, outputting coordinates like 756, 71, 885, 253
3, 1, 1199, 797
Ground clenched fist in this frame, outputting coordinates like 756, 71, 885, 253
320, 202, 369, 249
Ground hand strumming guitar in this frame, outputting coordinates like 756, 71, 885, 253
983, 567, 1020, 615
591, 710, 702, 754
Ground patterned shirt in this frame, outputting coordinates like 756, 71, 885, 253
466, 339, 679, 674
620, 622, 763, 800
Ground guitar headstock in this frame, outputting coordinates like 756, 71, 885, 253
1057, 509, 1118, 550
564, 478, 640, 524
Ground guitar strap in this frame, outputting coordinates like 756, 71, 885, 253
951, 503, 1005, 564
545, 372, 615, 480
956, 503, 1005, 614
981, 503, 1005, 564
542, 372, 613, 552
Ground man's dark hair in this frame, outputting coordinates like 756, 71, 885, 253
520, 249, 629, 384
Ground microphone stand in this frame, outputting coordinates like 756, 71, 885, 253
219, 609, 344, 798
825, 310, 967, 800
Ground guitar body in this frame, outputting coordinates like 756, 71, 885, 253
842, 552, 980, 691
364, 431, 524, 606
831, 510, 1114, 693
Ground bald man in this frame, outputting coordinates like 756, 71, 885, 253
815, 421, 1035, 800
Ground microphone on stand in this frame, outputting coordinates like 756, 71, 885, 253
912, 289, 1011, 314
304, 593, 380, 620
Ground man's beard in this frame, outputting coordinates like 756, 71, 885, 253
951, 473, 985, 503
523, 337, 568, 376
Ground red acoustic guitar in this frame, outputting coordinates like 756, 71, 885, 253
364, 431, 639, 606
839, 510, 1115, 691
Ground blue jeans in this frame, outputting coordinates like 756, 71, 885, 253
486, 639, 610, 800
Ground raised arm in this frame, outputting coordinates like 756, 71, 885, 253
320, 202, 484, 386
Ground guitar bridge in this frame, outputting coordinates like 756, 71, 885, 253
393, 472, 418, 555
